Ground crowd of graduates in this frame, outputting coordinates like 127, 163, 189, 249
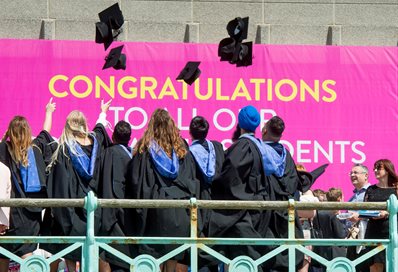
0, 98, 397, 272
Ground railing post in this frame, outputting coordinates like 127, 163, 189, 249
83, 191, 98, 272
190, 198, 198, 272
288, 199, 296, 272
387, 194, 398, 272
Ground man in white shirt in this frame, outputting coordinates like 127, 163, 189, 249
346, 163, 371, 272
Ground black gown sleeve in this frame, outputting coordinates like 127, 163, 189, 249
93, 123, 112, 149
33, 130, 55, 166
124, 152, 151, 237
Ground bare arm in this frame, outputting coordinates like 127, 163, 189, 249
43, 97, 56, 132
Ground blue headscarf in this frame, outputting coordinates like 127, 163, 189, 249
238, 105, 260, 132
149, 140, 179, 179
190, 139, 216, 184
19, 147, 41, 193
67, 136, 99, 181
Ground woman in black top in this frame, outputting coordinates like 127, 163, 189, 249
364, 159, 398, 272
0, 98, 55, 272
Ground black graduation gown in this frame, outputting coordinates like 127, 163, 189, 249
45, 124, 111, 261
98, 144, 132, 269
191, 140, 225, 237
0, 130, 53, 257
124, 145, 199, 260
266, 145, 304, 271
207, 137, 274, 270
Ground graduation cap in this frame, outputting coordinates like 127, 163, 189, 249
95, 3, 124, 50
176, 61, 201, 85
218, 37, 236, 61
298, 164, 329, 193
226, 17, 249, 42
102, 45, 126, 70
218, 17, 252, 67
236, 41, 253, 67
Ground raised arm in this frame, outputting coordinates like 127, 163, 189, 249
96, 99, 112, 127
43, 97, 56, 133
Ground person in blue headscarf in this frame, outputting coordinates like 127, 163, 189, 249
124, 108, 199, 272
188, 116, 224, 238
207, 105, 277, 271
0, 98, 55, 272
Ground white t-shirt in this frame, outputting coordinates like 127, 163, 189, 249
0, 162, 11, 226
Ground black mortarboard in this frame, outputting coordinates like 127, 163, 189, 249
95, 3, 124, 50
102, 45, 126, 70
176, 61, 201, 85
298, 164, 329, 193
226, 17, 249, 42
236, 41, 253, 67
218, 38, 236, 61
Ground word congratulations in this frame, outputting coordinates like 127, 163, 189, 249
49, 75, 337, 103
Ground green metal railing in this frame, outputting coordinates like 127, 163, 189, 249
0, 192, 397, 272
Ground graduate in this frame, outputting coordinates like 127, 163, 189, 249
124, 108, 199, 272
208, 105, 275, 271
188, 116, 224, 237
261, 116, 305, 270
0, 98, 55, 272
99, 120, 132, 272
45, 100, 112, 271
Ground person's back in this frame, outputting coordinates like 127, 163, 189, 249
99, 120, 132, 271
188, 116, 224, 236
262, 116, 304, 270
124, 109, 198, 272
46, 101, 113, 271
312, 188, 347, 270
208, 105, 275, 271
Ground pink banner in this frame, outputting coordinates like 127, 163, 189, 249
1, 39, 397, 197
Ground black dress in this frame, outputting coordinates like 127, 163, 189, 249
364, 184, 397, 265
124, 145, 199, 260
190, 139, 225, 237
0, 130, 53, 257
266, 147, 304, 271
98, 144, 132, 269
45, 124, 111, 261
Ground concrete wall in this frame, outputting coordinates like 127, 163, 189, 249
0, 0, 397, 46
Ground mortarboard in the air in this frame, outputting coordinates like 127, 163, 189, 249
226, 17, 249, 42
176, 61, 201, 85
95, 3, 124, 50
218, 37, 236, 61
102, 45, 126, 70
298, 164, 329, 193
236, 41, 253, 67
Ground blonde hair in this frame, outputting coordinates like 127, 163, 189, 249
48, 110, 92, 169
2, 116, 32, 167
296, 163, 306, 172
134, 109, 187, 159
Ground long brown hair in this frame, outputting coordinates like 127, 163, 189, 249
134, 109, 187, 159
2, 116, 32, 167
374, 159, 398, 188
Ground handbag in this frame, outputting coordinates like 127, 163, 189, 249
346, 221, 360, 239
